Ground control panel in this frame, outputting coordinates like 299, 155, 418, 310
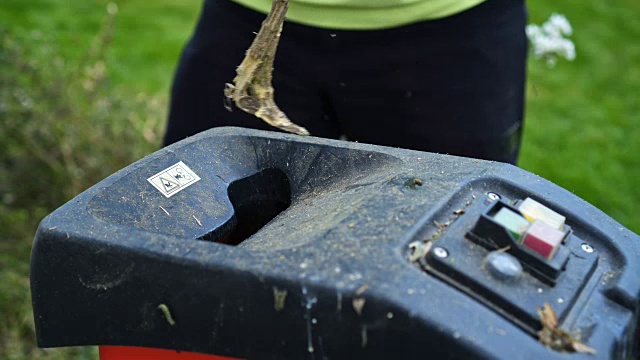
410, 194, 599, 334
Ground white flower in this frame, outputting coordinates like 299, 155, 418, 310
549, 13, 573, 36
527, 13, 576, 67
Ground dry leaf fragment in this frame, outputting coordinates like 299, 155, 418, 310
434, 220, 448, 230
273, 286, 287, 311
537, 303, 596, 355
352, 298, 365, 316
571, 341, 597, 355
538, 302, 558, 329
408, 241, 433, 262
355, 284, 369, 296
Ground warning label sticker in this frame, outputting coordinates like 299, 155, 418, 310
147, 161, 201, 198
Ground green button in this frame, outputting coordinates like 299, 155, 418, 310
493, 207, 531, 241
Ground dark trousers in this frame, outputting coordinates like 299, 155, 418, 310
164, 0, 528, 164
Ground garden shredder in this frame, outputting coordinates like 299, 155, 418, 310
30, 127, 640, 359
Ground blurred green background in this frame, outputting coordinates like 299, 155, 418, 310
0, 0, 638, 358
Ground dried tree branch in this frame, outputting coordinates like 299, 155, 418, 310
225, 0, 310, 135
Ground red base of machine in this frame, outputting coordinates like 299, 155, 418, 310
99, 346, 240, 360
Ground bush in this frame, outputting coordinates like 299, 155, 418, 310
0, 10, 163, 211
0, 6, 165, 358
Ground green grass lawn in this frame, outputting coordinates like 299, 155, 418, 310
0, 0, 201, 95
0, 0, 638, 358
521, 0, 640, 231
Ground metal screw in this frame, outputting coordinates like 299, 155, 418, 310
387, 312, 394, 319
433, 247, 449, 258
487, 192, 501, 201
581, 243, 594, 253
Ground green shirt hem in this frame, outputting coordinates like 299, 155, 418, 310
230, 0, 486, 30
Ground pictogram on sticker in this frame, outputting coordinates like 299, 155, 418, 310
159, 176, 179, 192
147, 161, 201, 198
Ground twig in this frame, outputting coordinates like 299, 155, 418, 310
225, 0, 309, 135
159, 205, 170, 216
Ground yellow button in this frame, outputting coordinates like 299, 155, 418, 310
517, 198, 565, 230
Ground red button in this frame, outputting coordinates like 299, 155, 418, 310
522, 220, 566, 259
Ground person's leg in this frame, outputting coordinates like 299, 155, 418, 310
163, 0, 340, 146
327, 0, 528, 164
